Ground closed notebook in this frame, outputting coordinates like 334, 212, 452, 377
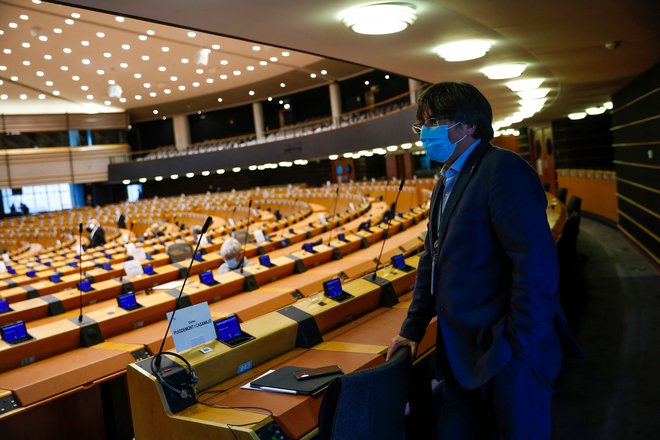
250, 366, 343, 396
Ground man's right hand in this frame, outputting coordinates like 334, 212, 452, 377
386, 335, 418, 361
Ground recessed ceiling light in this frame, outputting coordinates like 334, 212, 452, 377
434, 39, 494, 62
43, 54, 52, 60
32, 0, 41, 4
283, 103, 291, 110
310, 73, 317, 78
8, 22, 18, 29
38, 35, 48, 42
38, 94, 46, 100
64, 19, 74, 25
52, 90, 60, 96
122, 179, 130, 185
36, 70, 44, 76
119, 97, 126, 103
96, 32, 105, 38
568, 112, 587, 120
141, 55, 149, 61
603, 101, 613, 110
115, 16, 125, 23
82, 58, 90, 65
2, 94, 10, 100
138, 35, 147, 41
170, 174, 178, 180
81, 40, 89, 46
251, 45, 261, 52
233, 70, 241, 75
121, 44, 130, 50
216, 169, 225, 174
181, 58, 189, 64
22, 42, 31, 48
86, 94, 94, 100
134, 95, 142, 100
506, 78, 544, 91
63, 47, 72, 54
0, 66, 5, 71
267, 97, 272, 101
163, 88, 171, 94
585, 106, 606, 115
108, 79, 115, 85
220, 74, 227, 80
278, 100, 284, 104
187, 31, 196, 38
282, 51, 290, 57
153, 109, 159, 114
248, 90, 255, 96
22, 60, 30, 66
232, 167, 241, 173
60, 65, 68, 71
247, 65, 255, 71
10, 75, 18, 81
195, 68, 204, 74
19, 94, 27, 100
211, 44, 220, 50
120, 62, 128, 68
365, 80, 370, 85
217, 97, 223, 102
20, 14, 29, 20
192, 82, 200, 87
178, 85, 186, 91
205, 78, 214, 83
81, 85, 88, 91
149, 91, 156, 97
270, 56, 278, 62
220, 59, 229, 65
340, 3, 417, 35
169, 75, 178, 81
155, 176, 163, 181
2, 49, 11, 55
72, 75, 80, 81
481, 63, 527, 80
45, 80, 54, 86
259, 60, 267, 66
158, 66, 166, 71
71, 12, 80, 19
146, 29, 155, 36
138, 177, 147, 183
103, 52, 111, 58
96, 69, 104, 75
321, 69, 328, 75
161, 46, 169, 52
53, 27, 62, 34
280, 82, 286, 88
143, 82, 151, 88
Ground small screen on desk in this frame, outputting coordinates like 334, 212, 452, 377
143, 264, 155, 275
323, 278, 343, 299
303, 243, 314, 253
49, 274, 61, 283
391, 254, 406, 270
259, 255, 271, 266
1, 322, 28, 343
215, 315, 241, 342
102, 262, 112, 270
117, 292, 137, 309
77, 279, 92, 292
0, 299, 9, 313
338, 233, 346, 241
199, 271, 215, 285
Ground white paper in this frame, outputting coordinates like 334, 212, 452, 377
166, 302, 216, 352
318, 213, 328, 225
153, 280, 185, 290
132, 248, 147, 262
0, 261, 6, 273
123, 259, 144, 277
253, 229, 266, 244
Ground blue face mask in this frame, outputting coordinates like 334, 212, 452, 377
226, 258, 239, 269
420, 122, 466, 163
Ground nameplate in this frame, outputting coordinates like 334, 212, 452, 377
166, 302, 215, 352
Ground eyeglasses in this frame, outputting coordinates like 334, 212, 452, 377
411, 117, 450, 134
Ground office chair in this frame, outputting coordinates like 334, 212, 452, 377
166, 241, 194, 263
317, 347, 411, 440
556, 187, 568, 204
567, 196, 582, 216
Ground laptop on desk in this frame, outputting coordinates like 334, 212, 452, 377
214, 314, 254, 348
323, 277, 354, 302
0, 321, 33, 345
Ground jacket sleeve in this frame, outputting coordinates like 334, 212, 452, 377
399, 212, 437, 343
488, 152, 559, 362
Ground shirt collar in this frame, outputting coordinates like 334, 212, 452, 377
447, 139, 481, 176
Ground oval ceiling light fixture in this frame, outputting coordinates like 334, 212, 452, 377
517, 88, 550, 100
433, 39, 494, 62
505, 78, 544, 92
480, 63, 527, 80
585, 106, 606, 115
340, 3, 417, 35
568, 112, 587, 120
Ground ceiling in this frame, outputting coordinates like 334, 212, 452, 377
2, 0, 659, 127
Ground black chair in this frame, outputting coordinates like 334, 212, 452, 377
567, 196, 582, 216
317, 347, 411, 440
556, 187, 568, 204
166, 241, 193, 263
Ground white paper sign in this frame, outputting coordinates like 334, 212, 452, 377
123, 259, 144, 278
2, 253, 9, 263
349, 203, 356, 212
125, 243, 136, 256
0, 261, 6, 273
318, 213, 328, 225
253, 229, 266, 244
228, 218, 236, 227
166, 302, 216, 352
132, 248, 147, 262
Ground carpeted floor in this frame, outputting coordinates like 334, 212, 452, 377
552, 217, 660, 439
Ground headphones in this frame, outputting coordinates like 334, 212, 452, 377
151, 352, 199, 400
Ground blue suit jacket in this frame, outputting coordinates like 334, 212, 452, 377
401, 142, 580, 390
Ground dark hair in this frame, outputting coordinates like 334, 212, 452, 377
416, 82, 494, 141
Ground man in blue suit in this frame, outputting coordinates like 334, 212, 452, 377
387, 82, 580, 439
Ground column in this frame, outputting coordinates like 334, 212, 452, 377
408, 79, 422, 105
252, 102, 265, 141
329, 82, 342, 127
172, 114, 191, 151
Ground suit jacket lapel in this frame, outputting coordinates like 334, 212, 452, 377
438, 142, 491, 244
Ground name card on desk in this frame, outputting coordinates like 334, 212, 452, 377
123, 260, 144, 278
166, 302, 215, 352
253, 229, 266, 244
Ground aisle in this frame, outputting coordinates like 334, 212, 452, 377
552, 218, 660, 439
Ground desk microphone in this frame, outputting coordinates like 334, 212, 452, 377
371, 179, 405, 281
119, 221, 134, 283
327, 187, 340, 245
240, 200, 252, 274
78, 222, 84, 323
153, 215, 212, 370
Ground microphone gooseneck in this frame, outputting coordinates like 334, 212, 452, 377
119, 221, 135, 283
78, 222, 84, 323
240, 200, 252, 275
154, 216, 212, 369
327, 187, 340, 245
372, 179, 405, 281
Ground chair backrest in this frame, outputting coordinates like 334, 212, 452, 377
557, 213, 581, 264
567, 195, 582, 216
166, 241, 193, 263
556, 187, 568, 204
317, 347, 411, 440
